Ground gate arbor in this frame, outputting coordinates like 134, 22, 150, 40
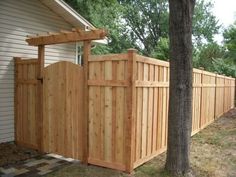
15, 28, 107, 162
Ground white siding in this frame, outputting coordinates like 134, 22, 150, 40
0, 0, 77, 143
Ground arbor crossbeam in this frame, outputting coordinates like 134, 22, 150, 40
26, 28, 107, 46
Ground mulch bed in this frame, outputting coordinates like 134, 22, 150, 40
0, 142, 41, 167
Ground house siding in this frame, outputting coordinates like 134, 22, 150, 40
0, 0, 77, 143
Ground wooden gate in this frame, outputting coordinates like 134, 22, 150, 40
15, 58, 39, 149
15, 59, 85, 160
43, 61, 84, 160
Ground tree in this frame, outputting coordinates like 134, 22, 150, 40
223, 22, 236, 63
150, 37, 169, 60
193, 0, 220, 47
65, 0, 135, 54
166, 0, 195, 175
66, 0, 219, 56
193, 42, 226, 70
119, 0, 169, 55
212, 58, 236, 77
120, 0, 219, 56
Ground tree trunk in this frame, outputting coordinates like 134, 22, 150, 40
165, 0, 195, 175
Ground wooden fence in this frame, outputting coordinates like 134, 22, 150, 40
15, 58, 39, 149
87, 49, 235, 172
15, 49, 235, 173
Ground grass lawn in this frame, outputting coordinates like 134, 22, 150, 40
46, 109, 236, 177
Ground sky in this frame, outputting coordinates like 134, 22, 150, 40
212, 0, 236, 43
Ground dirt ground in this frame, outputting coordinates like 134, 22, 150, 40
45, 108, 236, 177
0, 142, 40, 167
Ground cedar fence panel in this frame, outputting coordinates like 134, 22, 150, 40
133, 55, 169, 168
224, 77, 235, 112
192, 69, 202, 134
87, 54, 129, 171
14, 58, 39, 149
199, 71, 216, 129
215, 75, 225, 118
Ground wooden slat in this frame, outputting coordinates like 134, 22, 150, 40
147, 65, 154, 156
104, 61, 112, 161
135, 62, 143, 161
152, 65, 158, 152
141, 63, 148, 158
115, 61, 125, 164
111, 61, 117, 162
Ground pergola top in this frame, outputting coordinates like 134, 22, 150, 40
26, 28, 107, 46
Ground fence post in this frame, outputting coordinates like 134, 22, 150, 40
214, 74, 217, 119
126, 49, 137, 173
234, 78, 236, 107
37, 45, 44, 152
82, 41, 91, 164
223, 77, 225, 112
199, 70, 203, 130
14, 57, 21, 144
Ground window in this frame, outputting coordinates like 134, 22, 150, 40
76, 43, 83, 65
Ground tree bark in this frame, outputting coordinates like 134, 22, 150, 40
165, 0, 195, 175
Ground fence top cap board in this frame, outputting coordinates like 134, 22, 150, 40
26, 28, 107, 46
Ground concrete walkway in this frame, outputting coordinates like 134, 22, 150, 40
0, 154, 78, 177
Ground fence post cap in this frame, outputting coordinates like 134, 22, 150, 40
14, 57, 21, 60
127, 48, 138, 53
199, 67, 204, 70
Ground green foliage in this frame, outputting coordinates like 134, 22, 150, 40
65, 0, 220, 56
212, 58, 236, 77
193, 0, 221, 47
120, 0, 220, 55
150, 37, 169, 60
192, 42, 236, 77
193, 43, 226, 70
119, 0, 169, 55
65, 0, 135, 54
64, 0, 236, 77
223, 22, 236, 63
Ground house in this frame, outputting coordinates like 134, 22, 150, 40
0, 0, 100, 143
